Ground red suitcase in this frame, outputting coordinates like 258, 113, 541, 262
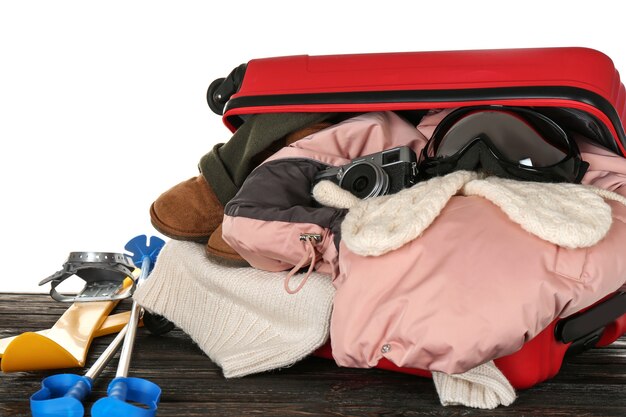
207, 47, 626, 389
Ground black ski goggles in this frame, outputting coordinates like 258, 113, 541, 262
419, 106, 589, 183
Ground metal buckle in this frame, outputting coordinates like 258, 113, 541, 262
39, 252, 136, 302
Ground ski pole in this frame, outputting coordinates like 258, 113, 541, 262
91, 235, 164, 417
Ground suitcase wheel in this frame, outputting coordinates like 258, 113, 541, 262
207, 77, 227, 115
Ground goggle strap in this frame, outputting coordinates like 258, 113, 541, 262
575, 161, 590, 183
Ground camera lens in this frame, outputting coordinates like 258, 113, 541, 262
352, 176, 369, 193
340, 162, 389, 199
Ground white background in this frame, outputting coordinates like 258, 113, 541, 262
1, 0, 625, 293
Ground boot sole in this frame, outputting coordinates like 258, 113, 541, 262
149, 203, 212, 243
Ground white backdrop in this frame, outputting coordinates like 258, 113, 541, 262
1, 0, 625, 293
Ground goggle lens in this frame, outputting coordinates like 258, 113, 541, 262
430, 109, 570, 168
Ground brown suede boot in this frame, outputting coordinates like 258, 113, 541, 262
205, 224, 248, 263
150, 175, 223, 242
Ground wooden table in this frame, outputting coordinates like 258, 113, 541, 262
1, 293, 625, 416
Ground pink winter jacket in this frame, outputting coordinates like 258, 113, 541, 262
330, 122, 626, 375
222, 110, 626, 375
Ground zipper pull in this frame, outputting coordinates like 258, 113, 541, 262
299, 233, 322, 243
285, 234, 322, 294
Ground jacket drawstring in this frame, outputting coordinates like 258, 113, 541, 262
284, 234, 321, 294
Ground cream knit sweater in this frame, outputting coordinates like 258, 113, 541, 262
133, 240, 335, 378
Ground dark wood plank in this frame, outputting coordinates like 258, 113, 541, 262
1, 294, 624, 417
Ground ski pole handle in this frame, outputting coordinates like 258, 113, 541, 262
30, 325, 128, 417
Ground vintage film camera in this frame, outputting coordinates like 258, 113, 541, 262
313, 146, 419, 199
